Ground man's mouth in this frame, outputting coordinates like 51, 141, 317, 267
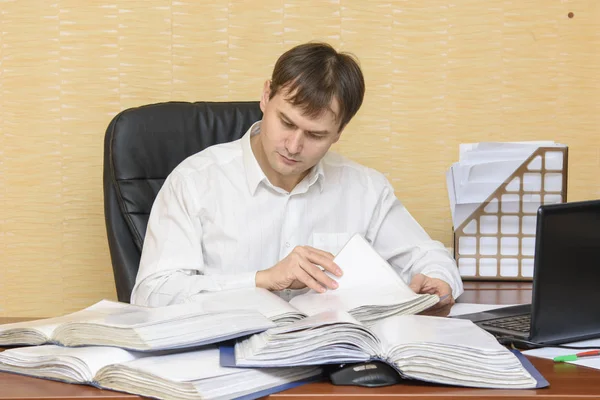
279, 153, 299, 164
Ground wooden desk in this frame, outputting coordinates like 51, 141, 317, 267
1, 283, 600, 399
459, 281, 533, 305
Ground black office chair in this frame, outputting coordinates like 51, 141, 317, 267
103, 101, 262, 302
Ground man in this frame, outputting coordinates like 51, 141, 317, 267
131, 42, 463, 315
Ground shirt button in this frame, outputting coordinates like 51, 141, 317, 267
285, 242, 290, 248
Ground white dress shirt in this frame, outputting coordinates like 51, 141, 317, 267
131, 121, 464, 306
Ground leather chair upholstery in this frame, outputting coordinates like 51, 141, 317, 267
103, 101, 262, 302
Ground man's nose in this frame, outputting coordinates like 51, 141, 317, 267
285, 130, 303, 155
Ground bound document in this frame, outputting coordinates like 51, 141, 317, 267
222, 311, 548, 389
185, 234, 440, 326
0, 300, 275, 351
0, 345, 322, 400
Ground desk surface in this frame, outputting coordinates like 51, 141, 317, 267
2, 282, 600, 400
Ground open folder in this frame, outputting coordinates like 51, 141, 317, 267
446, 142, 568, 281
0, 345, 322, 400
221, 311, 549, 389
0, 300, 276, 351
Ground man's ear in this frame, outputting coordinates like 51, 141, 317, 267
260, 80, 271, 112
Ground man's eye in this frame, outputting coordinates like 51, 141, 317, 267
308, 133, 324, 140
282, 120, 295, 128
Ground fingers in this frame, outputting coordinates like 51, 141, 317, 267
293, 264, 330, 293
427, 294, 455, 311
411, 275, 452, 298
296, 258, 339, 291
411, 274, 455, 317
409, 273, 427, 293
438, 293, 455, 307
290, 246, 341, 292
419, 289, 455, 317
302, 247, 343, 277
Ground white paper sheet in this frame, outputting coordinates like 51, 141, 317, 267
523, 338, 600, 370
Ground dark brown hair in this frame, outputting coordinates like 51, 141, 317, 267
269, 42, 365, 131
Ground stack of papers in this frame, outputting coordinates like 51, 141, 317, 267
0, 299, 276, 351
225, 312, 545, 389
446, 141, 567, 230
0, 345, 322, 400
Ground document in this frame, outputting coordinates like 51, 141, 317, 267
0, 345, 322, 400
523, 338, 600, 371
178, 234, 440, 326
223, 311, 547, 389
0, 299, 275, 351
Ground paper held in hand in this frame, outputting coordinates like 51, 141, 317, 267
288, 233, 440, 324
185, 233, 440, 326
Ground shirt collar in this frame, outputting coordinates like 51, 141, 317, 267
241, 121, 267, 195
241, 120, 325, 195
304, 157, 325, 193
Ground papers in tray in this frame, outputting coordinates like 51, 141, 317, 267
446, 141, 568, 280
447, 141, 567, 229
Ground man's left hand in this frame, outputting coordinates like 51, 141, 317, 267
409, 273, 455, 317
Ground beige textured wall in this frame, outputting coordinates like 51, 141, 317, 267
1, 1, 598, 317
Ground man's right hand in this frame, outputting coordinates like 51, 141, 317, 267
255, 246, 343, 293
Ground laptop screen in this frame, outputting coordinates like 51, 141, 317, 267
531, 200, 600, 343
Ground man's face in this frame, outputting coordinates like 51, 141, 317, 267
255, 80, 342, 190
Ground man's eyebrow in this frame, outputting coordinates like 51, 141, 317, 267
306, 128, 330, 136
278, 111, 295, 125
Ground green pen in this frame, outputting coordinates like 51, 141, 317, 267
554, 350, 600, 363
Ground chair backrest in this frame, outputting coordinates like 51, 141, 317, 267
103, 101, 263, 302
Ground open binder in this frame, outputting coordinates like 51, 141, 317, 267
449, 145, 568, 281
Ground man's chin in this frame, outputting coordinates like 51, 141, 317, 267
275, 166, 306, 178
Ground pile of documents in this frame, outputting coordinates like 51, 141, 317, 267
0, 234, 548, 399
227, 312, 542, 389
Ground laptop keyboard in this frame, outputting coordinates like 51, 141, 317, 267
481, 314, 531, 333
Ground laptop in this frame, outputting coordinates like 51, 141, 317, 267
454, 199, 600, 346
